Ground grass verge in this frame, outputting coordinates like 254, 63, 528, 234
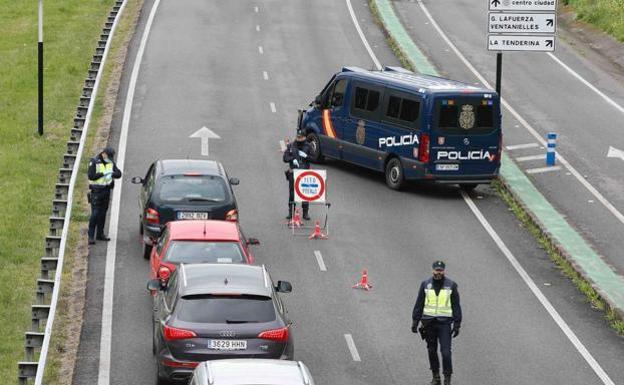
0, 0, 115, 382
43, 1, 144, 383
368, 0, 415, 72
562, 0, 624, 42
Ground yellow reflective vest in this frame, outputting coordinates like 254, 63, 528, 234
90, 161, 114, 188
423, 283, 453, 318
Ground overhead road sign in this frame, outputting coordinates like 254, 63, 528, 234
489, 0, 557, 12
294, 169, 326, 203
488, 12, 556, 34
488, 35, 555, 52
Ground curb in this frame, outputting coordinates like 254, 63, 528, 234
370, 0, 624, 321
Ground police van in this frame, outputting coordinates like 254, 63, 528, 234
298, 66, 502, 190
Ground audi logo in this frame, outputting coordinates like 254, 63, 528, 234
219, 330, 236, 337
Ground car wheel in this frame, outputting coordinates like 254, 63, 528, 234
139, 220, 143, 235
143, 243, 152, 260
385, 158, 404, 190
307, 132, 324, 163
460, 183, 478, 192
152, 320, 157, 355
155, 362, 170, 385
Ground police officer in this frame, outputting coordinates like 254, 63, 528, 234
87, 147, 122, 244
283, 129, 312, 220
412, 261, 462, 385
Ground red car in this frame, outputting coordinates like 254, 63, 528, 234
149, 220, 258, 283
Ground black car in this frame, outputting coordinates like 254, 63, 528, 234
148, 264, 294, 384
132, 159, 239, 259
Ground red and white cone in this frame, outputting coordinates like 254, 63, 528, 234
352, 269, 372, 291
288, 208, 303, 228
308, 220, 328, 240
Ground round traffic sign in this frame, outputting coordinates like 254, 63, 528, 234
294, 170, 325, 202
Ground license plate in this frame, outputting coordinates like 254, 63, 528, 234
436, 164, 459, 171
208, 339, 247, 350
177, 212, 209, 220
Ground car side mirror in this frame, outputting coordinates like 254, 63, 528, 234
147, 279, 163, 291
131, 176, 144, 185
275, 280, 292, 293
246, 238, 260, 246
229, 177, 240, 186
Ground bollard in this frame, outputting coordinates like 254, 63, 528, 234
546, 132, 557, 166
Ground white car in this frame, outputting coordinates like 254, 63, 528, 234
189, 359, 314, 385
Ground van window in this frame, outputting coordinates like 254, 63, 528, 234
383, 93, 421, 129
325, 79, 348, 108
436, 99, 496, 134
354, 87, 380, 111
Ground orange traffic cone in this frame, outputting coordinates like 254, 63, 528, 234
352, 269, 372, 291
288, 208, 303, 228
308, 220, 328, 240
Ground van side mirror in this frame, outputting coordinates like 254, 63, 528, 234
229, 177, 240, 186
313, 95, 321, 108
275, 280, 292, 293
246, 238, 260, 246
147, 279, 163, 292
131, 176, 144, 185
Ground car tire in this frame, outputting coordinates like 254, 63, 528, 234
155, 362, 170, 385
143, 243, 152, 260
385, 158, 404, 190
460, 183, 478, 192
307, 132, 324, 163
139, 220, 143, 235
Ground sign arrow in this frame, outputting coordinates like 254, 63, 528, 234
546, 18, 554, 26
190, 126, 220, 157
546, 39, 553, 47
607, 146, 624, 161
491, 0, 500, 7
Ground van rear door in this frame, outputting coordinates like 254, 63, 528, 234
429, 95, 501, 177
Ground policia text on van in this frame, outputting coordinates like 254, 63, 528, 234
298, 67, 502, 190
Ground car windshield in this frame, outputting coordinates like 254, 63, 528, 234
156, 175, 229, 203
163, 241, 245, 264
177, 295, 276, 323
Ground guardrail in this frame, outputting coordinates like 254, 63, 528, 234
17, 1, 127, 383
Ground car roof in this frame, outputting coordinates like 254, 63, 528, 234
166, 220, 240, 242
177, 264, 271, 297
340, 66, 494, 95
157, 159, 224, 177
197, 359, 313, 385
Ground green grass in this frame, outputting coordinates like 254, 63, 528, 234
0, 0, 114, 383
563, 0, 624, 42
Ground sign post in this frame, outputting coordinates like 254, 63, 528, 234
487, 0, 557, 96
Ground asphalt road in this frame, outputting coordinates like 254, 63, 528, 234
73, 1, 624, 384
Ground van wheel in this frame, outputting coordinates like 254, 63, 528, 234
307, 133, 324, 163
460, 183, 478, 192
385, 158, 404, 190
143, 243, 152, 260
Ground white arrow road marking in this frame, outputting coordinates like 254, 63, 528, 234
607, 146, 624, 161
344, 334, 361, 361
190, 126, 221, 157
314, 250, 327, 271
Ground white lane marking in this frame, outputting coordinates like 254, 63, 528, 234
526, 166, 562, 174
462, 191, 615, 385
98, 0, 162, 384
279, 140, 287, 152
270, 102, 276, 113
263, 71, 269, 80
254, 6, 258, 13
506, 143, 539, 151
515, 154, 545, 162
344, 334, 361, 361
416, 0, 624, 229
547, 53, 624, 116
314, 250, 327, 271
258, 46, 264, 54
256, 25, 260, 32
345, 0, 382, 70
607, 146, 624, 161
348, 3, 615, 383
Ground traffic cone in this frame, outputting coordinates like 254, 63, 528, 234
352, 269, 372, 291
288, 208, 303, 228
308, 220, 327, 239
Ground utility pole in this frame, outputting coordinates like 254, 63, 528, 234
37, 0, 44, 136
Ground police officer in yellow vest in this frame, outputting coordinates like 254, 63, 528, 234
87, 147, 122, 244
412, 261, 462, 385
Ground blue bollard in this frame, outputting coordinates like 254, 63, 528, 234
546, 132, 557, 166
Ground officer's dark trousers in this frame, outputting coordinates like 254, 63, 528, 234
88, 192, 110, 239
287, 173, 308, 215
425, 321, 453, 375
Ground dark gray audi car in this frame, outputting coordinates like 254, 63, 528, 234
148, 263, 294, 384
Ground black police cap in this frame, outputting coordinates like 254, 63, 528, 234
432, 260, 446, 270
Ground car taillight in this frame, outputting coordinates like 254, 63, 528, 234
258, 327, 289, 342
158, 265, 171, 281
161, 359, 199, 368
163, 325, 197, 341
419, 133, 430, 163
145, 208, 160, 225
226, 209, 238, 222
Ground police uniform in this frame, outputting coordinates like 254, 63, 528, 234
87, 148, 122, 243
412, 261, 462, 385
283, 131, 312, 220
